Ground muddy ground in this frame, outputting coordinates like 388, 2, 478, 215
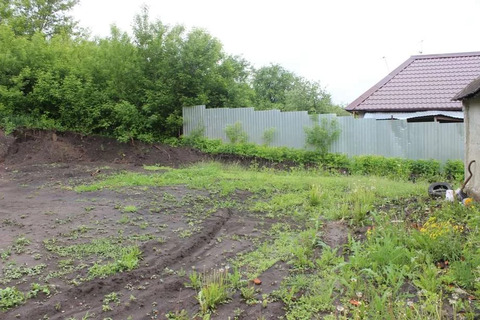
0, 130, 346, 320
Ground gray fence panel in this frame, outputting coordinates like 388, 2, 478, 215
183, 105, 464, 161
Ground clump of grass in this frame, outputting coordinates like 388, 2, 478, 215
192, 268, 231, 315
88, 246, 141, 279
123, 205, 138, 213
308, 184, 322, 207
240, 285, 257, 305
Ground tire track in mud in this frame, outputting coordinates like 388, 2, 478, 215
5, 209, 234, 320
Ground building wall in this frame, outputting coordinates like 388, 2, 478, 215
464, 96, 480, 201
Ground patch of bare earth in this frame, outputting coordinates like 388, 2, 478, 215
0, 130, 294, 319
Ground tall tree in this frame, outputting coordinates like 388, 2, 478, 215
253, 64, 347, 115
253, 64, 296, 109
3, 0, 79, 36
0, 0, 13, 24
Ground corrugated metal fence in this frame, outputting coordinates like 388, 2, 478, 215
183, 105, 464, 161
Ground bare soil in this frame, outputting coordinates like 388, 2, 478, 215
0, 130, 337, 320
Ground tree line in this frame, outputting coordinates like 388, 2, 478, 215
0, 0, 347, 141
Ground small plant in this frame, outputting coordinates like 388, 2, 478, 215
240, 285, 257, 304
262, 127, 276, 146
304, 117, 340, 155
118, 214, 130, 224
227, 266, 244, 289
183, 125, 205, 145
28, 283, 50, 298
187, 269, 202, 290
103, 292, 120, 304
165, 309, 189, 320
102, 304, 112, 312
225, 122, 248, 144
0, 286, 25, 310
13, 236, 31, 254
123, 205, 138, 213
196, 268, 231, 314
308, 184, 322, 207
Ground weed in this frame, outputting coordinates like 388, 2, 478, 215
0, 286, 25, 310
13, 236, 31, 254
227, 266, 245, 289
102, 304, 112, 312
187, 269, 202, 290
196, 268, 231, 314
165, 309, 189, 320
123, 205, 138, 213
240, 285, 257, 305
225, 122, 248, 144
304, 118, 341, 155
103, 292, 120, 304
308, 184, 322, 207
27, 283, 50, 298
118, 214, 130, 224
262, 127, 276, 146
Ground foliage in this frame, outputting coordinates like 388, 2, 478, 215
252, 64, 347, 115
0, 286, 24, 310
0, 6, 257, 141
262, 127, 276, 146
225, 122, 248, 144
195, 268, 231, 315
304, 118, 341, 155
0, 2, 347, 141
444, 159, 465, 182
1, 0, 80, 37
64, 161, 480, 319
177, 136, 463, 182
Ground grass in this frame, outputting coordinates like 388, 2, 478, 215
5, 161, 480, 318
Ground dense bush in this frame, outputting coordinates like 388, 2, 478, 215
0, 3, 346, 142
176, 136, 464, 181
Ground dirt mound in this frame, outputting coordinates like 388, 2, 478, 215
0, 130, 208, 167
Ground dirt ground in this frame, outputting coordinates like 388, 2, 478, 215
0, 130, 324, 320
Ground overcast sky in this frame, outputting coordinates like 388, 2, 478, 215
72, 0, 480, 106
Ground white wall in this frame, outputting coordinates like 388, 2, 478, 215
464, 96, 480, 201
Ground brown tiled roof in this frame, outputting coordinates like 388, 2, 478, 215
346, 52, 480, 112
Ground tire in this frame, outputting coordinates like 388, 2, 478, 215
428, 182, 453, 198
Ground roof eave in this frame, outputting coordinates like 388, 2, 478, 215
452, 76, 480, 101
346, 56, 416, 112
351, 107, 463, 113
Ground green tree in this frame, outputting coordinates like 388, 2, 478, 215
253, 64, 348, 115
304, 117, 341, 155
3, 0, 79, 36
253, 64, 295, 109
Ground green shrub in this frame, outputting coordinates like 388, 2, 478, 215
444, 159, 464, 182
262, 127, 276, 146
183, 136, 461, 181
183, 125, 205, 145
304, 118, 340, 155
225, 122, 248, 144
409, 159, 441, 180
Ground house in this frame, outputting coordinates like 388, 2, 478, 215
453, 76, 480, 201
346, 52, 480, 122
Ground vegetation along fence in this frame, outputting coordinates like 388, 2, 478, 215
183, 105, 464, 162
